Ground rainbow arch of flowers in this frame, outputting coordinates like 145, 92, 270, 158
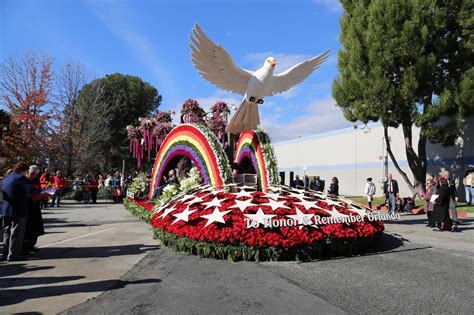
149, 124, 232, 199
234, 130, 279, 192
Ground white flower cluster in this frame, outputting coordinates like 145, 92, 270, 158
179, 167, 202, 193
128, 172, 149, 194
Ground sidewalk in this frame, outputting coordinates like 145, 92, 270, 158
383, 212, 474, 253
0, 200, 159, 314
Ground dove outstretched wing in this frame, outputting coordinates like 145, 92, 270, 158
190, 23, 252, 96
271, 49, 330, 95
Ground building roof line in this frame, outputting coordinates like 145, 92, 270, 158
273, 122, 382, 146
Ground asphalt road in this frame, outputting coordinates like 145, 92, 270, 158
65, 216, 474, 314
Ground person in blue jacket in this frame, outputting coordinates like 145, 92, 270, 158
2, 162, 34, 261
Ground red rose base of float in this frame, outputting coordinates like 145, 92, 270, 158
124, 189, 384, 262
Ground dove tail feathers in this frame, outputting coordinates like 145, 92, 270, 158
227, 99, 260, 134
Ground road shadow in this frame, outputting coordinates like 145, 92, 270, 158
385, 216, 473, 232
59, 201, 119, 206
29, 244, 160, 260
297, 232, 430, 264
387, 217, 473, 225
0, 278, 161, 307
45, 223, 102, 229
0, 275, 84, 288
361, 232, 431, 256
42, 217, 102, 229
0, 263, 55, 277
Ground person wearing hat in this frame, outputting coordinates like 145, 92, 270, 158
364, 177, 376, 209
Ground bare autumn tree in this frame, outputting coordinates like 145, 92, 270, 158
50, 62, 87, 176
74, 80, 112, 174
0, 51, 53, 164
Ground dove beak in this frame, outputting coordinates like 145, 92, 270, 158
270, 60, 277, 67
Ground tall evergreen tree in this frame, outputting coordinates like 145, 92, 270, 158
333, 0, 473, 193
76, 73, 162, 171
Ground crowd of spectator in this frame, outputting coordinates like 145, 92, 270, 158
289, 170, 466, 233
1, 164, 133, 262
2, 163, 45, 261
420, 170, 460, 232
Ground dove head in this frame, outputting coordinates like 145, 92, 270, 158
265, 57, 277, 69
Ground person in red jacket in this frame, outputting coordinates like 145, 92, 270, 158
51, 171, 67, 207
39, 169, 52, 208
89, 176, 99, 204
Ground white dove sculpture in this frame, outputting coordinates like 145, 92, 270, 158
189, 23, 330, 134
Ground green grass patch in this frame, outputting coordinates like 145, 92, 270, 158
348, 196, 424, 208
348, 196, 473, 213
455, 203, 474, 213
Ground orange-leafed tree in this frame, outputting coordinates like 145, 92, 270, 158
0, 51, 54, 164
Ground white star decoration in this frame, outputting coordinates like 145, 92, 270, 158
159, 203, 179, 219
287, 191, 308, 200
323, 199, 341, 207
197, 185, 213, 193
244, 208, 275, 227
210, 188, 225, 195
323, 207, 350, 220
154, 201, 168, 214
238, 185, 256, 191
172, 206, 196, 225
180, 194, 195, 203
286, 209, 315, 229
348, 206, 368, 218
234, 189, 254, 198
265, 192, 284, 201
185, 195, 205, 204
201, 207, 231, 227
267, 186, 281, 193
306, 190, 327, 199
294, 198, 325, 211
202, 197, 223, 210
228, 198, 257, 212
261, 198, 290, 212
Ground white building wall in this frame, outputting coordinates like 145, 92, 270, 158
273, 118, 474, 200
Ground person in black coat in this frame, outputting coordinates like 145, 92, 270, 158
291, 175, 304, 189
23, 165, 45, 254
310, 176, 325, 192
2, 162, 34, 261
328, 177, 339, 196
432, 177, 452, 231
383, 174, 399, 214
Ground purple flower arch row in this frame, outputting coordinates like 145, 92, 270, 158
236, 146, 259, 177
155, 143, 211, 190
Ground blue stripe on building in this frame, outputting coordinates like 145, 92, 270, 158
278, 156, 474, 172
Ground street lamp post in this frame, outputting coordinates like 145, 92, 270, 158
382, 135, 390, 180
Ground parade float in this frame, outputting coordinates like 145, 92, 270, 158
124, 24, 385, 261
